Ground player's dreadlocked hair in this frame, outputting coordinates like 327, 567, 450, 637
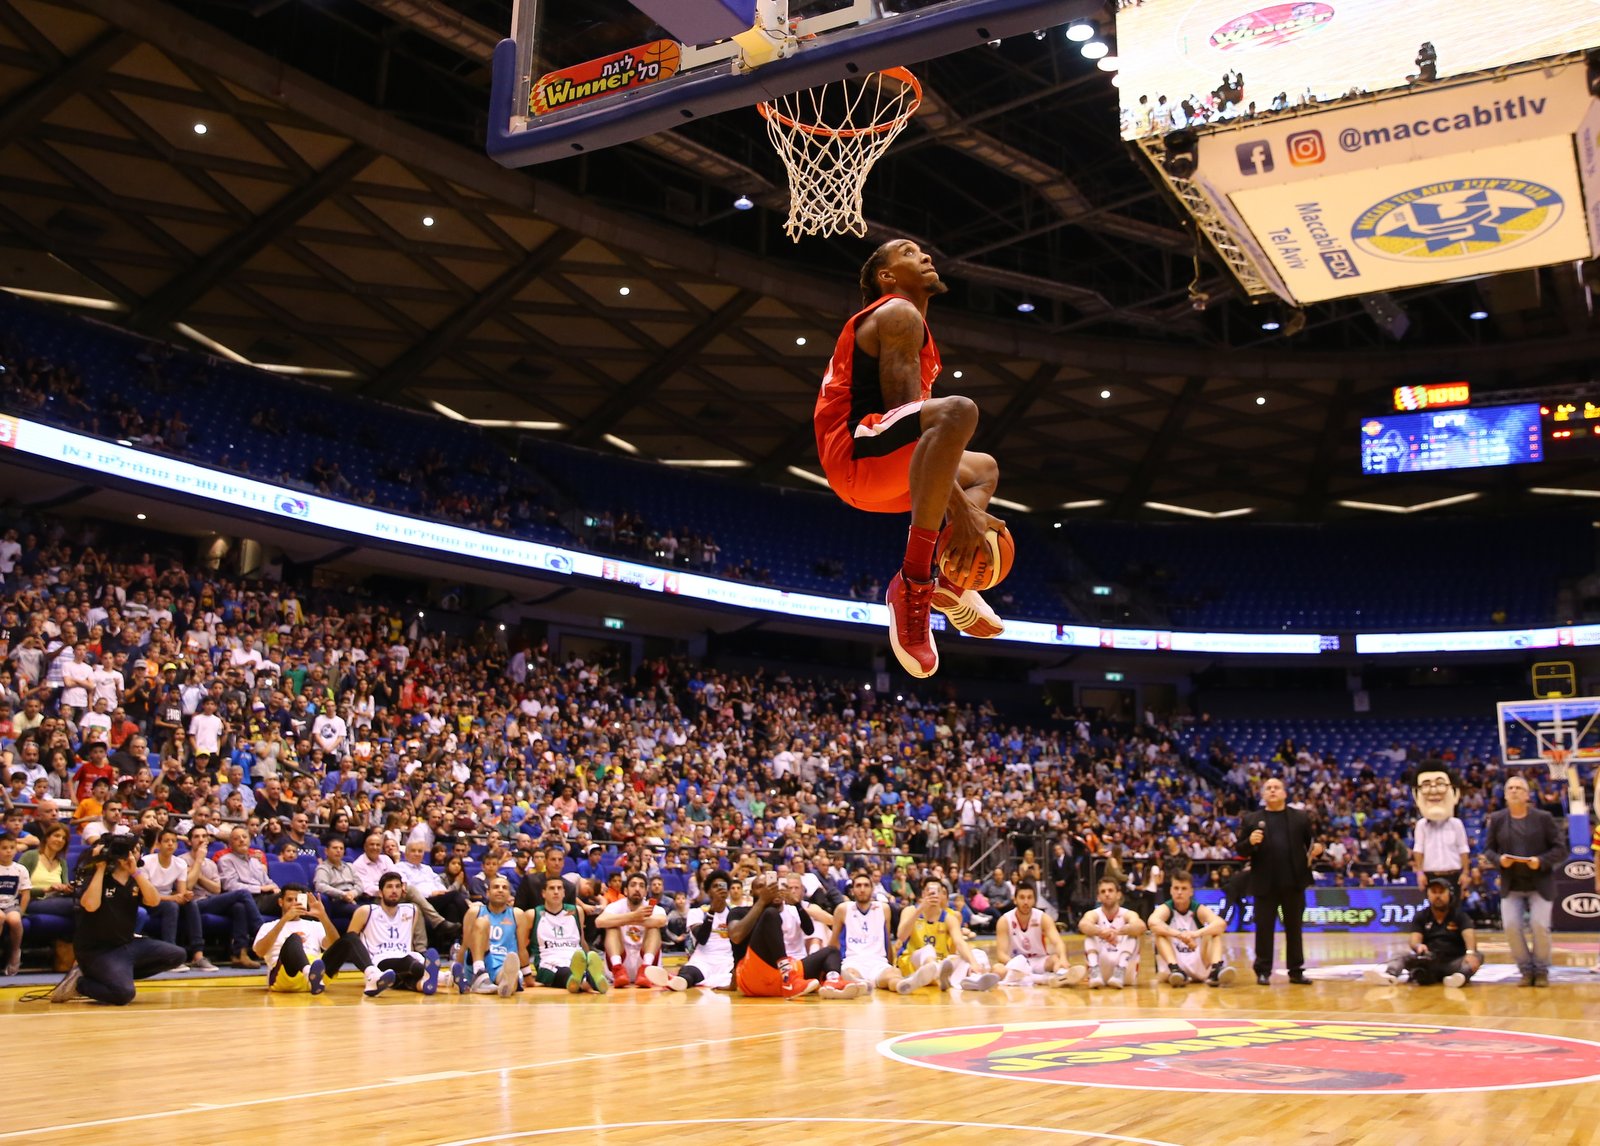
859, 240, 899, 308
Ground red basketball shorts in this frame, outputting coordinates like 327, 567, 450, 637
817, 400, 925, 514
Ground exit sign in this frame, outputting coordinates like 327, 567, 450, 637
603, 617, 625, 630
1105, 671, 1125, 682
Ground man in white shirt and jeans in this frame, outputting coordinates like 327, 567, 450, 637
141, 827, 215, 970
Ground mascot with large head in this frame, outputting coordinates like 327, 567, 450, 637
1409, 762, 1461, 823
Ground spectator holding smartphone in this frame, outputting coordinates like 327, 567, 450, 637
253, 884, 338, 994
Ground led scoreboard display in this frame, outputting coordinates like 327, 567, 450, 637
1360, 403, 1543, 474
1393, 383, 1470, 412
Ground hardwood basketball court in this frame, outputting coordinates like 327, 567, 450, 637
4, 932, 1596, 1146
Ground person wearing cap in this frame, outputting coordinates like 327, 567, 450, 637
1365, 875, 1482, 987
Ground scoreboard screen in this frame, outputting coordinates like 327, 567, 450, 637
1360, 403, 1542, 475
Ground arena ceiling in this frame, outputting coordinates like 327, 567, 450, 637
1, 0, 1598, 520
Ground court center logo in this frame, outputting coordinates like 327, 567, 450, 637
1351, 179, 1563, 262
879, 1019, 1600, 1094
1210, 3, 1335, 51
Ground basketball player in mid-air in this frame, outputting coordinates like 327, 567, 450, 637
815, 240, 1007, 678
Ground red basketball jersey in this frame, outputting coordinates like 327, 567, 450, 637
814, 294, 942, 457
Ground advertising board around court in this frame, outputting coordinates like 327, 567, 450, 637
1192, 65, 1599, 303
1195, 887, 1428, 932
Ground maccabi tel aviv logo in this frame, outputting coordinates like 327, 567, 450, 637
1210, 3, 1335, 51
878, 1019, 1600, 1094
1351, 179, 1563, 261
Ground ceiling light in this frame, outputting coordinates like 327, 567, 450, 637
602, 433, 640, 455
1255, 396, 1266, 405
498, 623, 506, 631
1060, 499, 1106, 509
422, 216, 435, 227
1096, 55, 1119, 71
1053, 522, 1062, 528
733, 195, 754, 211
1066, 23, 1095, 42
1337, 493, 1482, 514
116, 439, 133, 446
1, 287, 122, 311
136, 513, 147, 520
988, 495, 1033, 513
1145, 501, 1255, 519
1099, 389, 1111, 399
1016, 300, 1036, 313
192, 123, 207, 135
1110, 74, 1121, 87
1469, 309, 1488, 320
1530, 487, 1600, 499
953, 370, 963, 379
619, 286, 631, 296
794, 336, 806, 346
1080, 41, 1109, 60
661, 459, 751, 468
1261, 320, 1281, 331
785, 465, 832, 488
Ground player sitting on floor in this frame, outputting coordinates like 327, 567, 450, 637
1078, 876, 1146, 989
324, 872, 441, 997
996, 883, 1085, 987
726, 872, 819, 998
896, 877, 998, 992
1148, 870, 1236, 988
646, 869, 736, 991
454, 873, 529, 996
780, 871, 862, 999
531, 871, 607, 993
254, 884, 338, 995
835, 870, 908, 992
599, 872, 666, 988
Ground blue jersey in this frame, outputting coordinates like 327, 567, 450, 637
484, 905, 518, 975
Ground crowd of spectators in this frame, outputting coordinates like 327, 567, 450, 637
0, 503, 1544, 974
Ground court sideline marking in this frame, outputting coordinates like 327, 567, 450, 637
0, 1030, 806, 1139
434, 1117, 1186, 1146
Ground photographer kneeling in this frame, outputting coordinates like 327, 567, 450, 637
1364, 875, 1483, 988
52, 836, 186, 1004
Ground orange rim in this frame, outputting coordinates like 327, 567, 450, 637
758, 66, 922, 139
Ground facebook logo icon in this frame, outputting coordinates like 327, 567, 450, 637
1236, 141, 1273, 175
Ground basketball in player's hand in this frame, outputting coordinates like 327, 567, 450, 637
937, 524, 1014, 592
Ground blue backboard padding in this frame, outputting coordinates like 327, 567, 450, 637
628, 0, 756, 46
490, 0, 1089, 167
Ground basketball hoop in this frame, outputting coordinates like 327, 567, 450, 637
758, 67, 922, 241
1547, 746, 1570, 781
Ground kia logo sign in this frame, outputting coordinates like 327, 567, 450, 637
1566, 860, 1596, 881
1562, 893, 1600, 918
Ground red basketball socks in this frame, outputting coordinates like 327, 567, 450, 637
903, 525, 939, 584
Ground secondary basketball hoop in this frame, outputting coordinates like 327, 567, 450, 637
758, 66, 922, 241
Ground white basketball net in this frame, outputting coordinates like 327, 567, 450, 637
759, 67, 922, 241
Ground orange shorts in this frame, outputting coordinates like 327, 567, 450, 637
736, 951, 787, 997
817, 400, 925, 514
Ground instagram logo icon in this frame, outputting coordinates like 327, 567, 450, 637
1286, 129, 1326, 166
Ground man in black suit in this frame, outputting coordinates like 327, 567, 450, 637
1238, 777, 1323, 985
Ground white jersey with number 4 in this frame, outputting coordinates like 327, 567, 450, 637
841, 902, 892, 977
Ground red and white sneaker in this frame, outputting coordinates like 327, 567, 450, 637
886, 572, 938, 678
931, 574, 1004, 638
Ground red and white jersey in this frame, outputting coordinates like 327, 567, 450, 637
1002, 907, 1046, 960
814, 294, 941, 451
